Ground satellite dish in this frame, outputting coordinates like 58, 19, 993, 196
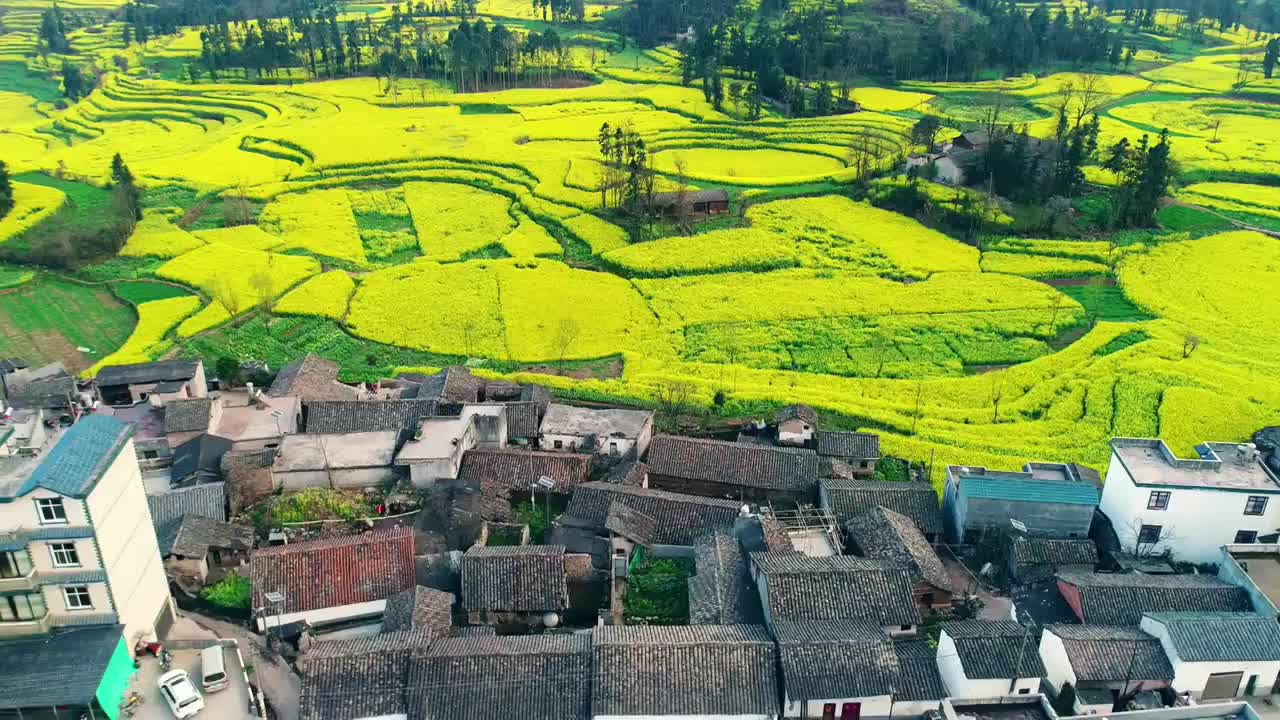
542, 612, 560, 628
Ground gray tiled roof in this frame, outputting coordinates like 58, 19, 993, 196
1144, 612, 1280, 662
269, 354, 359, 401
460, 545, 567, 612
815, 430, 881, 459
412, 633, 591, 720
943, 620, 1047, 679
303, 399, 439, 434
458, 448, 591, 494
5, 363, 77, 410
688, 531, 762, 625
821, 479, 943, 535
592, 625, 779, 717
1056, 571, 1252, 624
412, 366, 483, 404
1012, 537, 1099, 567
774, 621, 898, 700
298, 630, 432, 720
605, 502, 657, 546
1046, 625, 1173, 681
895, 639, 948, 701
0, 624, 124, 709
148, 482, 227, 529
381, 586, 454, 635
12, 415, 134, 499
95, 359, 199, 387
605, 460, 647, 486
171, 433, 232, 483
504, 401, 541, 440
560, 482, 740, 546
776, 404, 818, 426
647, 434, 821, 491
159, 514, 253, 558
847, 506, 954, 593
164, 398, 213, 434
752, 552, 920, 626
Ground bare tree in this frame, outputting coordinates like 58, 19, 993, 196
980, 94, 1008, 142
846, 128, 883, 180
462, 320, 478, 358
653, 381, 694, 432
552, 318, 580, 374
1045, 293, 1066, 334
211, 274, 242, 319
1122, 518, 1180, 558
1073, 73, 1108, 129
990, 376, 1005, 422
223, 185, 254, 227
1182, 333, 1201, 358
248, 266, 277, 311
673, 155, 691, 231
912, 381, 925, 435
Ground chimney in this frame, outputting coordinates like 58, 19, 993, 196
246, 381, 254, 397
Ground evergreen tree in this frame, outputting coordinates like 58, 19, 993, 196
0, 161, 14, 220
38, 5, 70, 54
1265, 37, 1279, 79
61, 62, 86, 100
110, 153, 143, 221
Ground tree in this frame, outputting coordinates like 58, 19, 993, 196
214, 355, 241, 387
110, 154, 142, 221
1182, 333, 1201, 358
248, 266, 278, 310
911, 115, 943, 153
61, 62, 87, 100
0, 161, 13, 220
38, 6, 70, 54
990, 376, 1004, 422
211, 274, 243, 319
1122, 517, 1179, 558
1265, 37, 1279, 79
653, 381, 694, 432
551, 317, 579, 373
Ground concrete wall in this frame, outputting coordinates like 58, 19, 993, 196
777, 419, 813, 448
256, 598, 386, 632
274, 467, 395, 491
1217, 548, 1280, 617
937, 631, 1040, 699
783, 693, 891, 719
1140, 616, 1280, 698
1039, 628, 1078, 693
87, 439, 172, 644
963, 496, 1093, 540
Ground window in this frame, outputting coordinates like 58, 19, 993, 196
63, 585, 92, 611
1245, 496, 1269, 516
899, 623, 913, 631
1235, 530, 1258, 544
142, 450, 159, 460
36, 498, 67, 525
1147, 491, 1171, 510
1018, 688, 1031, 695
0, 551, 32, 579
608, 441, 620, 458
0, 592, 47, 622
1138, 524, 1162, 544
553, 440, 563, 449
49, 543, 80, 568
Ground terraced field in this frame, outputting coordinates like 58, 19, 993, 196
2, 0, 1279, 482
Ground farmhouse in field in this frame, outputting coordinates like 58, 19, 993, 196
0, 362, 80, 412
943, 461, 1101, 543
268, 353, 363, 402
1100, 438, 1280, 564
539, 403, 654, 457
650, 188, 730, 217
95, 359, 207, 406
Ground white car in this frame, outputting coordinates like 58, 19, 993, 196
158, 669, 205, 718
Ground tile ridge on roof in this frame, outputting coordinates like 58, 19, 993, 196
464, 544, 566, 556
593, 624, 772, 644
253, 526, 411, 556
467, 447, 589, 460
653, 433, 818, 456
577, 481, 743, 508
822, 478, 935, 490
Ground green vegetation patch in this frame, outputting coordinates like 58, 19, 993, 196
1097, 330, 1150, 356
624, 553, 692, 625
1058, 283, 1153, 323
112, 280, 193, 306
199, 573, 251, 610
1156, 205, 1233, 234
0, 275, 136, 371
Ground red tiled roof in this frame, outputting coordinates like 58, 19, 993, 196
250, 527, 415, 614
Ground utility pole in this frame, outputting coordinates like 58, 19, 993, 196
1010, 611, 1035, 695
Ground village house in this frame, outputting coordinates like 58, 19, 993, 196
460, 544, 568, 626
169, 433, 232, 486
646, 434, 822, 502
0, 624, 138, 720
775, 620, 899, 719
212, 389, 301, 451
750, 552, 920, 636
395, 405, 508, 488
250, 527, 416, 631
381, 585, 454, 635
821, 479, 945, 543
775, 404, 819, 447
1139, 611, 1280, 700
604, 501, 658, 568
936, 620, 1046, 698
297, 629, 433, 720
155, 514, 253, 586
943, 462, 1101, 544
303, 398, 441, 434
270, 430, 400, 490
591, 624, 780, 720
846, 506, 958, 613
163, 397, 217, 448
1, 362, 80, 413
147, 481, 226, 532
815, 430, 882, 475
0, 415, 173, 644
1055, 571, 1255, 624
688, 530, 763, 625
894, 638, 950, 716
1008, 536, 1099, 585
552, 482, 742, 563
220, 447, 276, 514
539, 403, 655, 458
1100, 439, 1280, 564
649, 188, 731, 217
95, 359, 207, 407
1039, 624, 1175, 713
457, 447, 592, 520
268, 353, 363, 402
1218, 543, 1280, 616
413, 633, 592, 720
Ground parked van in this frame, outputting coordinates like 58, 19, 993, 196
200, 645, 228, 692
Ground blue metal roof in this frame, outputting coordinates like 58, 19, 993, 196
959, 475, 1100, 506
9, 415, 135, 500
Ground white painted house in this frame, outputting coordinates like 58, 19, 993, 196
775, 620, 897, 719
1139, 612, 1280, 700
395, 405, 507, 488
0, 415, 173, 645
937, 621, 1044, 699
539, 403, 654, 458
1101, 439, 1280, 564
1039, 624, 1175, 715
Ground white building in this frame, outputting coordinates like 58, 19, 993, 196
0, 414, 173, 645
1139, 612, 1280, 700
775, 620, 897, 718
1038, 624, 1175, 714
1101, 439, 1280, 564
395, 405, 507, 487
539, 403, 653, 458
937, 621, 1044, 699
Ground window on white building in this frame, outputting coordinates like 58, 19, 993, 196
36, 498, 68, 525
1245, 496, 1268, 516
49, 543, 80, 568
1147, 491, 1170, 510
63, 585, 92, 611
1138, 524, 1162, 544
0, 592, 47, 622
0, 551, 32, 579
1235, 530, 1259, 544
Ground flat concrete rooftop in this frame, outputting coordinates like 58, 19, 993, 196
1112, 439, 1280, 492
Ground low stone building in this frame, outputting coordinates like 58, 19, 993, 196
750, 552, 920, 636
846, 506, 957, 613
539, 403, 654, 458
460, 544, 568, 626
646, 434, 821, 503
271, 431, 399, 490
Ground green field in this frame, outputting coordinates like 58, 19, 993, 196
0, 276, 136, 370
